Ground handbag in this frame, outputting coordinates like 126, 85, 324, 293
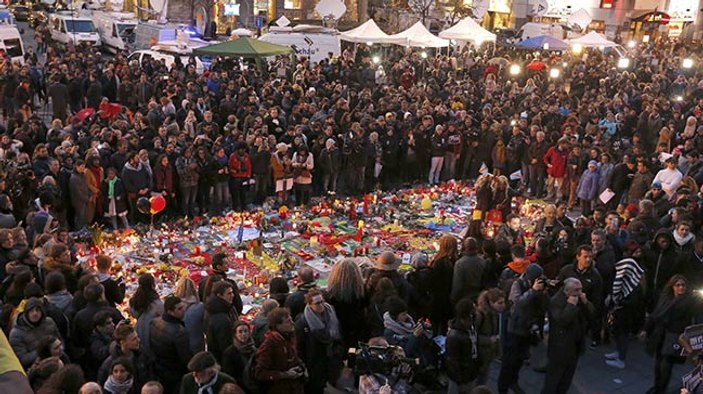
660, 331, 683, 357
487, 209, 503, 223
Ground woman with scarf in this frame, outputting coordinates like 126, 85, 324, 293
84, 154, 104, 224
672, 221, 695, 255
474, 288, 506, 385
604, 240, 645, 370
221, 321, 257, 392
383, 296, 432, 364
295, 289, 344, 394
100, 167, 129, 230
103, 357, 135, 394
640, 275, 697, 394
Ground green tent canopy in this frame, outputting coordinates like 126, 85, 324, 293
193, 37, 293, 58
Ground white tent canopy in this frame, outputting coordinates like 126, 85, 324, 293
388, 21, 450, 48
569, 31, 618, 48
339, 19, 402, 44
439, 17, 496, 44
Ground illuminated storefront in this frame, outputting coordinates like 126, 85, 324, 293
667, 0, 697, 37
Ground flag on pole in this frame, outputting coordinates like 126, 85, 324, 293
479, 162, 489, 175
509, 169, 523, 180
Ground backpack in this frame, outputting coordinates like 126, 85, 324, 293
244, 352, 268, 393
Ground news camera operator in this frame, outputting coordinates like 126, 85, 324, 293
356, 336, 413, 394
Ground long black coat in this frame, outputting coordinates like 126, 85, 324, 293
546, 291, 595, 364
100, 177, 129, 215
445, 318, 479, 384
149, 314, 192, 392
295, 313, 344, 394
204, 296, 236, 363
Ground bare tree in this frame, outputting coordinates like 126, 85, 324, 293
440, 0, 474, 25
408, 0, 435, 25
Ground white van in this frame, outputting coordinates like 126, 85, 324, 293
259, 25, 340, 63
49, 12, 101, 47
517, 22, 565, 40
0, 24, 24, 65
93, 11, 137, 53
128, 43, 205, 74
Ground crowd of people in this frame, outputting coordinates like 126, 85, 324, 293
0, 18, 701, 394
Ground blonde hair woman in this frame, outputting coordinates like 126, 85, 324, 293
174, 276, 199, 311
325, 259, 366, 350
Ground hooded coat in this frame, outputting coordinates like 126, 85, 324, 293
8, 298, 60, 368
643, 229, 680, 302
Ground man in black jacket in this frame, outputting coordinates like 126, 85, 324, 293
86, 311, 116, 381
542, 278, 595, 394
95, 255, 125, 308
197, 253, 243, 316
205, 281, 236, 363
557, 245, 604, 348
71, 283, 124, 363
285, 266, 317, 320
149, 296, 192, 393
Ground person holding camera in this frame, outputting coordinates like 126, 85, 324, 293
358, 337, 413, 394
254, 307, 306, 394
542, 277, 595, 394
497, 263, 548, 394
382, 296, 432, 365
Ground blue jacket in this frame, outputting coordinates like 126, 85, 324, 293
576, 169, 600, 201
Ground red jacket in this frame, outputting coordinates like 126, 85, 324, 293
543, 146, 568, 178
228, 152, 252, 179
255, 330, 305, 394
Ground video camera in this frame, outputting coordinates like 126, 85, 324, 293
350, 342, 419, 379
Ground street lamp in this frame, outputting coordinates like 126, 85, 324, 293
549, 68, 560, 79
372, 55, 380, 64
572, 43, 583, 55
617, 58, 630, 69
421, 51, 428, 59
509, 64, 521, 75
683, 58, 694, 69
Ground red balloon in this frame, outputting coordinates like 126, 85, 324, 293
150, 195, 167, 214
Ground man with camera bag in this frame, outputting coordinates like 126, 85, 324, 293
542, 278, 595, 394
498, 263, 549, 394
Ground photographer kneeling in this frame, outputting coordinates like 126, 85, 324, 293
357, 337, 413, 394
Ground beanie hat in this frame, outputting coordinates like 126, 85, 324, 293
524, 263, 544, 282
